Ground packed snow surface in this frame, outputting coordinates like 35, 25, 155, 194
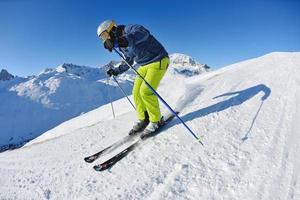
0, 52, 299, 199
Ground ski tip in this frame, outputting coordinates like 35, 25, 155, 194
93, 163, 111, 172
93, 165, 103, 171
84, 157, 95, 163
84, 159, 91, 163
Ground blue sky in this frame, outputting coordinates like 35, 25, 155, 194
0, 0, 299, 76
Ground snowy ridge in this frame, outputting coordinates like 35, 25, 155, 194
0, 52, 299, 199
41, 63, 106, 81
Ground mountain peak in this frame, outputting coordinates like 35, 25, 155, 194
169, 53, 210, 76
56, 63, 84, 73
170, 53, 197, 65
0, 69, 14, 81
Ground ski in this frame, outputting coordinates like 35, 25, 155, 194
84, 134, 137, 163
93, 142, 137, 171
93, 112, 179, 171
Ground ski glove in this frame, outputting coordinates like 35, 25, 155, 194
104, 37, 128, 52
104, 39, 114, 52
106, 68, 119, 77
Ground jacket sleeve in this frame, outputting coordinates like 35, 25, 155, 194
115, 61, 130, 74
114, 50, 134, 74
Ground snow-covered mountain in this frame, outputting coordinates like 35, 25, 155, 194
0, 52, 299, 199
0, 69, 14, 81
0, 53, 208, 151
169, 53, 210, 76
0, 63, 133, 151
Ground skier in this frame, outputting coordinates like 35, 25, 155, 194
97, 20, 169, 136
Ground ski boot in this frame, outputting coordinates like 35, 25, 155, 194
140, 116, 165, 139
129, 112, 149, 135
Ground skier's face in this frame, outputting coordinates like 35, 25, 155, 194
100, 31, 111, 42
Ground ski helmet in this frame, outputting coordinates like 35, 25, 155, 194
97, 20, 117, 41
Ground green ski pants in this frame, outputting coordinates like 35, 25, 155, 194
132, 57, 169, 122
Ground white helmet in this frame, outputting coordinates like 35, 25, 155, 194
97, 20, 117, 38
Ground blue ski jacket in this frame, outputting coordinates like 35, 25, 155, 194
115, 24, 168, 74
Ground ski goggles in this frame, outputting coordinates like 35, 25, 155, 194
99, 31, 111, 42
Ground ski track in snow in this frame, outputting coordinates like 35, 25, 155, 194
0, 52, 300, 199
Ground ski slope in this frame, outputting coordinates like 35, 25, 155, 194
0, 53, 208, 151
0, 52, 299, 199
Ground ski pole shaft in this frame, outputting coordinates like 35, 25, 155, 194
113, 48, 203, 145
106, 75, 115, 118
112, 76, 136, 110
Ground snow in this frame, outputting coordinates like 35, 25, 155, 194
0, 53, 207, 151
0, 63, 134, 150
0, 52, 300, 199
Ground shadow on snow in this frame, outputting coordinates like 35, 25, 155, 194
168, 84, 271, 141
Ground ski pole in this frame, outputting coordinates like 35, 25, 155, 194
106, 75, 115, 118
112, 76, 136, 110
113, 48, 203, 145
